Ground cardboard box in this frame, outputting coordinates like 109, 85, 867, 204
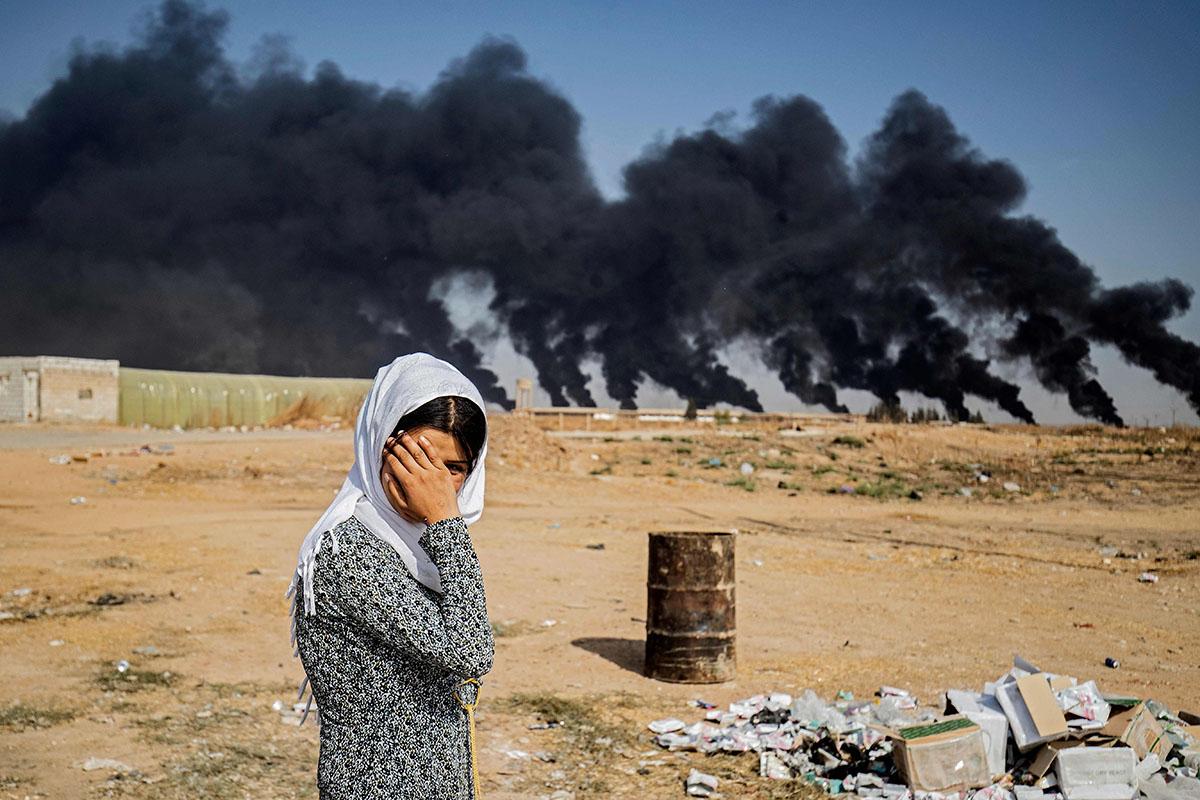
1098, 699, 1140, 738
1097, 701, 1171, 762
1026, 739, 1087, 779
996, 673, 1070, 752
892, 716, 991, 793
1119, 703, 1171, 762
945, 690, 1010, 778
1054, 746, 1137, 800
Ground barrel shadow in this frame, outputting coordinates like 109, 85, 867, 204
571, 637, 645, 676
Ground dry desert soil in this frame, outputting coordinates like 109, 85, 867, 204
1, 415, 1197, 799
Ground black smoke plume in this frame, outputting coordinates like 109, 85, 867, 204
2, 2, 1197, 424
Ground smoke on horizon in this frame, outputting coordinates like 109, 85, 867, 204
2, 1, 1198, 425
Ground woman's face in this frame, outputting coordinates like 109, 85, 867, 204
381, 426, 472, 494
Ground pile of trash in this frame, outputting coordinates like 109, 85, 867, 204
648, 657, 1199, 799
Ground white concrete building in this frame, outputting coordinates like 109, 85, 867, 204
0, 356, 120, 423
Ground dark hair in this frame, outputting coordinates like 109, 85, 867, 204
391, 396, 487, 473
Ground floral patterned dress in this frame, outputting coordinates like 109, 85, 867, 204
295, 514, 494, 799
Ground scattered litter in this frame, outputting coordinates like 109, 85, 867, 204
69, 496, 87, 505
760, 750, 792, 779
707, 457, 722, 467
739, 462, 755, 475
115, 660, 130, 673
547, 522, 562, 529
1140, 774, 1200, 800
959, 487, 974, 498
1105, 657, 1121, 669
277, 700, 312, 726
645, 655, 1198, 798
133, 645, 160, 655
838, 484, 856, 494
649, 718, 686, 734
1139, 572, 1159, 584
541, 619, 558, 627
685, 768, 719, 797
79, 757, 134, 773
48, 454, 71, 465
11, 587, 32, 597
1003, 482, 1021, 493
49, 639, 64, 647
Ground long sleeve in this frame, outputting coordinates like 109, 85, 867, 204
318, 516, 495, 678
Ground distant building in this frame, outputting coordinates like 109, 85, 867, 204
0, 356, 119, 423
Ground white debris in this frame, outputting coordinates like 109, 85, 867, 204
647, 718, 686, 734
685, 767, 719, 797
79, 757, 134, 772
760, 750, 792, 779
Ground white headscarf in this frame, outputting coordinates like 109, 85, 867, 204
286, 352, 488, 620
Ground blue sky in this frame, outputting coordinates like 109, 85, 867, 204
2, 0, 1198, 423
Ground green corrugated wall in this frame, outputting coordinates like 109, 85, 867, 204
119, 367, 372, 429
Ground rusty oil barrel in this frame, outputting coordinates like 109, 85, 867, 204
644, 530, 736, 683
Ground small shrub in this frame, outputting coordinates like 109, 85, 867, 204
725, 476, 756, 492
0, 703, 76, 732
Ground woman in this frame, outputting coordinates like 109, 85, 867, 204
287, 352, 495, 799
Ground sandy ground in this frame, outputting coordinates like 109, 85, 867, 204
1, 416, 1197, 799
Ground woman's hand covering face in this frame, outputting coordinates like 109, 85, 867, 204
380, 431, 463, 526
